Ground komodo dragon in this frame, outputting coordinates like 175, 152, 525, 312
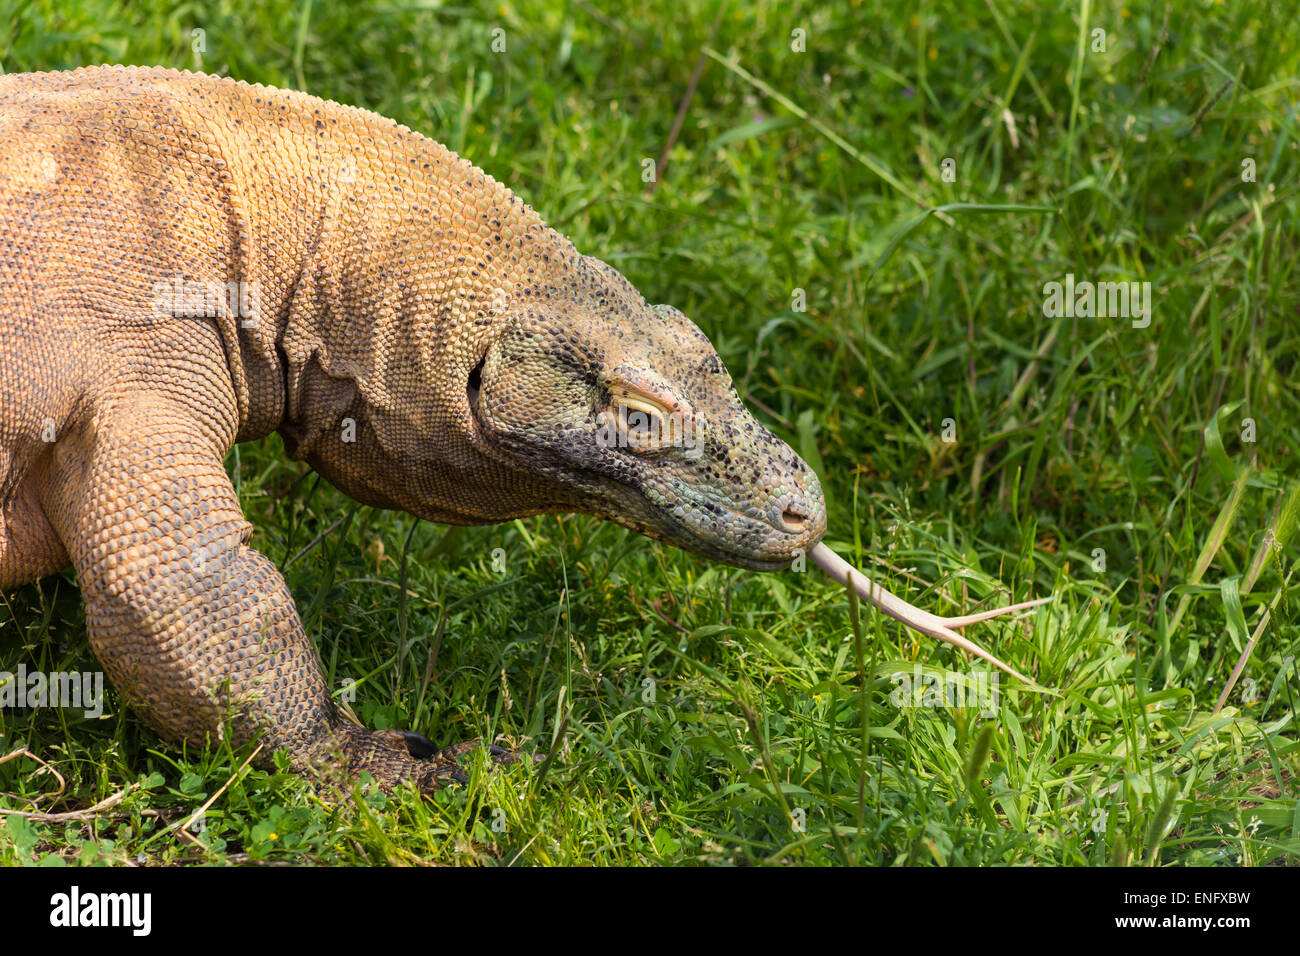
0, 65, 1049, 793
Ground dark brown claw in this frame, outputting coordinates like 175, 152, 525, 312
401, 730, 437, 759
435, 739, 524, 766
321, 728, 532, 795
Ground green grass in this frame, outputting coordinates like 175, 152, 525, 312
1, 0, 1297, 865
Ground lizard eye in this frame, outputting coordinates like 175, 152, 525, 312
618, 402, 662, 449
603, 372, 694, 457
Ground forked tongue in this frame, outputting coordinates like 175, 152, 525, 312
810, 542, 1052, 685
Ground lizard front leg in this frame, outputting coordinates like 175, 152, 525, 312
37, 394, 474, 793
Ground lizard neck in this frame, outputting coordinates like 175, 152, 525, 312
266, 99, 582, 522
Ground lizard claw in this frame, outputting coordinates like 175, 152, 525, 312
370, 727, 439, 758
435, 739, 526, 766
401, 730, 437, 758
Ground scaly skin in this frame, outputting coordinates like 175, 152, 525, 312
0, 66, 826, 792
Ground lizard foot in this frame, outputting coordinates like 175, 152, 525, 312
335, 726, 523, 795
431, 738, 523, 766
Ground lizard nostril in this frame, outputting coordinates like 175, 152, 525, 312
780, 506, 810, 533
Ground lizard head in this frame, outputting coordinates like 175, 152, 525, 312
469, 256, 826, 571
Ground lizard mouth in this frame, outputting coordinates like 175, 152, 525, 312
628, 475, 826, 571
